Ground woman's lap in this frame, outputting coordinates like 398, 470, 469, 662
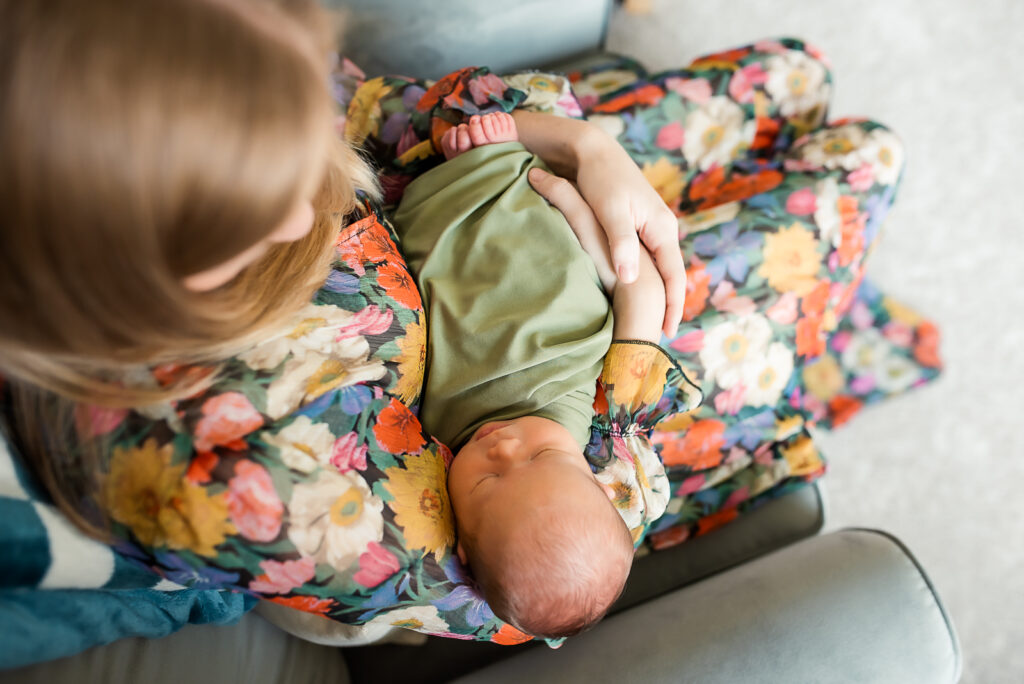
575, 39, 941, 549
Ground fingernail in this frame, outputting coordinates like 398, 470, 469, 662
618, 263, 637, 282
528, 168, 545, 181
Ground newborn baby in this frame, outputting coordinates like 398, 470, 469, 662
392, 112, 664, 638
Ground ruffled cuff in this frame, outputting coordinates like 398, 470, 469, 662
593, 341, 701, 435
585, 342, 702, 542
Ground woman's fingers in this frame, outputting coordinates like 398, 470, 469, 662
639, 209, 686, 336
594, 201, 642, 284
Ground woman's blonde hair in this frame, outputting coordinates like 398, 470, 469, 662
0, 0, 378, 531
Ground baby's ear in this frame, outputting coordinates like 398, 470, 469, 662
456, 541, 468, 566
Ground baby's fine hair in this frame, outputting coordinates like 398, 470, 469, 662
471, 500, 635, 639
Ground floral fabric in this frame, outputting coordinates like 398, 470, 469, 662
2, 40, 941, 648
565, 38, 941, 548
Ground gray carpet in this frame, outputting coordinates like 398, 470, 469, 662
607, 2, 1024, 681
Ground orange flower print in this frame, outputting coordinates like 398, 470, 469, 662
193, 392, 264, 452
376, 262, 422, 311
659, 419, 725, 470
683, 257, 711, 322
373, 398, 426, 455
591, 84, 666, 113
186, 451, 218, 485
836, 196, 866, 267
650, 524, 691, 551
828, 395, 863, 427
913, 321, 942, 369
795, 315, 826, 358
416, 68, 475, 112
695, 507, 740, 536
800, 281, 830, 317
491, 623, 534, 646
689, 166, 784, 210
267, 595, 336, 616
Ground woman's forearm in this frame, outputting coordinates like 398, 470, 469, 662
512, 110, 601, 179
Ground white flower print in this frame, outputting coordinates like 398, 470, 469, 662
742, 342, 795, 407
699, 314, 773, 391
683, 96, 755, 171
287, 469, 384, 574
764, 50, 830, 127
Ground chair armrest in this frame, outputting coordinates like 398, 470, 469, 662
453, 529, 962, 684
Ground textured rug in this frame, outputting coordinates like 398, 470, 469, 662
608, 2, 1024, 681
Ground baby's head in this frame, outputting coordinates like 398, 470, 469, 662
448, 416, 634, 638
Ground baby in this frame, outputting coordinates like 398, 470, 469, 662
392, 112, 665, 638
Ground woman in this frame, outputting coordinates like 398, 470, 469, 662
0, 0, 938, 646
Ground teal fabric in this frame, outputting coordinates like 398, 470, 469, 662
393, 142, 613, 449
0, 427, 255, 670
0, 588, 255, 670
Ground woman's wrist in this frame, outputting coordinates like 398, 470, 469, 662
512, 110, 596, 179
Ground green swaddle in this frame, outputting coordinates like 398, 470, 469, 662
392, 142, 613, 450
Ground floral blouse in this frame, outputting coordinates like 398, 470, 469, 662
47, 63, 700, 645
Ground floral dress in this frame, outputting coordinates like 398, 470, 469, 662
2, 38, 941, 647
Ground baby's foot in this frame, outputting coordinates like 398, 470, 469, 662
440, 112, 519, 161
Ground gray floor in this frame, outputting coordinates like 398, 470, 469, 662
607, 2, 1024, 682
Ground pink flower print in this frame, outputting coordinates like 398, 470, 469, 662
468, 73, 507, 106
849, 375, 876, 394
711, 281, 756, 316
723, 485, 750, 509
249, 557, 317, 594
786, 187, 817, 215
670, 329, 704, 354
850, 300, 875, 330
883, 321, 914, 347
753, 39, 789, 55
829, 330, 853, 353
767, 292, 799, 325
227, 460, 284, 542
655, 121, 685, 150
728, 63, 767, 104
337, 305, 394, 340
330, 433, 368, 473
714, 383, 747, 415
194, 392, 264, 452
847, 163, 875, 192
676, 474, 706, 497
612, 434, 635, 466
76, 405, 128, 438
664, 77, 712, 104
353, 542, 401, 588
556, 92, 583, 118
753, 443, 774, 466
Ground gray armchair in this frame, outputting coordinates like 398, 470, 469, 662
2, 2, 961, 682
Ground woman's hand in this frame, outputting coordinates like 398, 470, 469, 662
530, 168, 665, 343
514, 111, 685, 337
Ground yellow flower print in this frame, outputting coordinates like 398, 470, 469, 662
158, 482, 236, 556
657, 413, 695, 432
392, 318, 426, 405
802, 354, 844, 401
102, 439, 234, 555
641, 157, 686, 208
757, 223, 822, 296
774, 415, 805, 442
882, 296, 924, 326
383, 447, 454, 559
782, 435, 824, 477
345, 77, 392, 146
103, 440, 185, 548
602, 344, 671, 411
